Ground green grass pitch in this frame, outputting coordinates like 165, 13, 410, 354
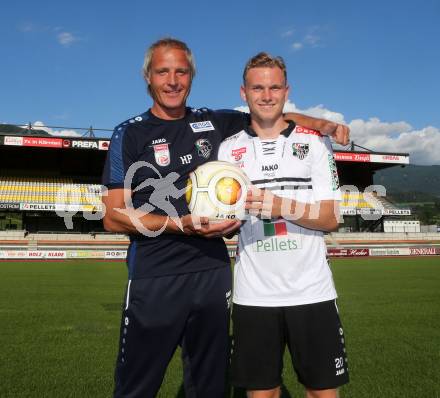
0, 257, 439, 397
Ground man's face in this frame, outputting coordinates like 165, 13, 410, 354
241, 67, 289, 125
147, 47, 192, 118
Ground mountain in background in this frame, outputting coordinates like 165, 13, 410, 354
0, 124, 51, 136
374, 164, 440, 201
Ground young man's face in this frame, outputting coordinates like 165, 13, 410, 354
241, 67, 289, 125
147, 47, 192, 119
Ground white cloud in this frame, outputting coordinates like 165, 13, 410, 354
304, 34, 320, 46
27, 121, 81, 137
18, 22, 36, 32
18, 22, 80, 47
283, 26, 322, 52
57, 32, 78, 47
235, 100, 440, 165
281, 29, 295, 38
291, 42, 303, 51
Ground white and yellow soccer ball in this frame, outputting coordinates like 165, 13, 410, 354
186, 161, 251, 221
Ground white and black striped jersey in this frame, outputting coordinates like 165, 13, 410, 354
218, 122, 341, 306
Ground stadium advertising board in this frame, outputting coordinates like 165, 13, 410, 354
0, 250, 66, 259
18, 203, 102, 212
340, 208, 411, 216
20, 203, 56, 211
370, 247, 411, 256
104, 250, 127, 259
1, 135, 110, 151
3, 136, 65, 148
334, 152, 409, 164
70, 140, 100, 150
67, 250, 105, 259
409, 247, 438, 256
98, 140, 110, 150
334, 152, 371, 162
327, 248, 370, 257
383, 209, 411, 216
4, 136, 24, 146
23, 137, 63, 148
370, 154, 410, 164
0, 203, 20, 210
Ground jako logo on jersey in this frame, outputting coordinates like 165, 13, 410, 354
292, 143, 309, 160
195, 139, 212, 159
153, 143, 170, 167
261, 164, 279, 172
189, 121, 215, 132
232, 147, 246, 161
151, 138, 166, 145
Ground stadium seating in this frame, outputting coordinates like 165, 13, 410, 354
0, 176, 102, 207
340, 191, 410, 216
341, 191, 379, 210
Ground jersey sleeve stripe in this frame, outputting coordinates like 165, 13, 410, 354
108, 125, 128, 185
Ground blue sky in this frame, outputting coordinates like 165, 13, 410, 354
1, 0, 440, 164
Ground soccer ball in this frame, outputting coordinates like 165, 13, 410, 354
186, 161, 251, 221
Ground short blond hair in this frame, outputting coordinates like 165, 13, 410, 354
242, 52, 287, 85
143, 38, 196, 93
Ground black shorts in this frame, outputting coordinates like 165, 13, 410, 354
231, 300, 349, 390
113, 266, 232, 398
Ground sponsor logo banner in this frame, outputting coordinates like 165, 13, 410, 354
334, 152, 409, 164
18, 203, 102, 212
327, 248, 369, 257
409, 247, 438, 256
104, 250, 127, 259
253, 220, 301, 252
370, 154, 409, 164
189, 121, 215, 132
295, 126, 322, 136
4, 136, 24, 146
0, 250, 66, 259
370, 247, 411, 256
23, 137, 63, 148
20, 203, 56, 211
71, 140, 99, 149
232, 147, 246, 161
67, 250, 105, 258
340, 208, 411, 216
98, 140, 110, 150
383, 209, 411, 216
334, 152, 371, 162
0, 203, 20, 210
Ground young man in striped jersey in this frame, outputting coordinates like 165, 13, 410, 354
218, 52, 349, 398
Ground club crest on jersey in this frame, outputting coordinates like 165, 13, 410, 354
189, 120, 215, 133
153, 143, 170, 166
292, 143, 309, 160
195, 138, 212, 159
